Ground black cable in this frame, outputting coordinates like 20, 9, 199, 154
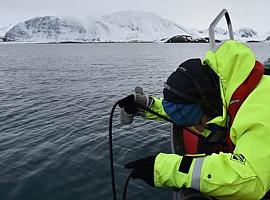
135, 102, 210, 142
109, 101, 121, 200
110, 99, 211, 200
135, 102, 175, 124
109, 101, 170, 200
122, 171, 133, 200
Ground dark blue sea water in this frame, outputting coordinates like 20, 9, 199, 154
0, 43, 269, 200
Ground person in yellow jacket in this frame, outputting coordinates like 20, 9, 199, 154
119, 40, 270, 200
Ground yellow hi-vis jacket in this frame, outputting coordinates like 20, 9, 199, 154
146, 40, 270, 200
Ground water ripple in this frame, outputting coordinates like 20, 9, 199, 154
0, 43, 268, 200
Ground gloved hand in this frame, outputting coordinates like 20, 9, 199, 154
124, 155, 156, 187
119, 87, 153, 124
118, 94, 137, 115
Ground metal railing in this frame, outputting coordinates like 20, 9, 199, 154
209, 9, 234, 50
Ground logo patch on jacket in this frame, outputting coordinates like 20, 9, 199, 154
230, 154, 246, 165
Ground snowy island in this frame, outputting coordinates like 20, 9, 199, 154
1, 11, 270, 43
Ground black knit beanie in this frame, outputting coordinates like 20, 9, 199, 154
163, 58, 222, 118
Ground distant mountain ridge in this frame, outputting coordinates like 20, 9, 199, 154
0, 25, 12, 39
3, 11, 193, 42
2, 11, 270, 43
4, 16, 86, 42
192, 27, 261, 42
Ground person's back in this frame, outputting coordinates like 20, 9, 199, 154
227, 72, 270, 195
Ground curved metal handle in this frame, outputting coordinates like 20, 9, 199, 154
209, 9, 234, 50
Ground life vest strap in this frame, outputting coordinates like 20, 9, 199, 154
227, 61, 264, 152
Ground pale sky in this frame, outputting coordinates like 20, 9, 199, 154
0, 0, 269, 33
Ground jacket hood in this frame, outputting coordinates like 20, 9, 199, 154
203, 40, 256, 127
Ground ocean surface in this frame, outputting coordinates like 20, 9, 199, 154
0, 43, 269, 200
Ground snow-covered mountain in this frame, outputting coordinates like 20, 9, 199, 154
193, 27, 228, 40
0, 25, 12, 38
234, 28, 259, 42
3, 11, 270, 43
236, 28, 258, 38
192, 27, 261, 42
4, 16, 87, 42
4, 11, 193, 42
265, 35, 270, 41
96, 11, 194, 41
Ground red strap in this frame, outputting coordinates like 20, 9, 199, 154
183, 129, 199, 154
227, 61, 264, 152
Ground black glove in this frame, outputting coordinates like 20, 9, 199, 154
118, 94, 137, 114
119, 87, 154, 125
124, 155, 156, 187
